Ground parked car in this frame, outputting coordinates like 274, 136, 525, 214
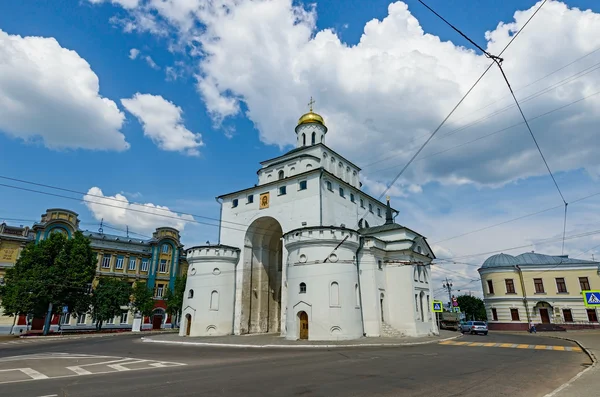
459, 321, 488, 335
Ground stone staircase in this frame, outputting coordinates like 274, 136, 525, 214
381, 322, 404, 338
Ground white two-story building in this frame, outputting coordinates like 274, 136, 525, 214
181, 106, 437, 340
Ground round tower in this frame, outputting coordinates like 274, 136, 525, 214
180, 244, 240, 337
295, 98, 327, 147
283, 226, 362, 341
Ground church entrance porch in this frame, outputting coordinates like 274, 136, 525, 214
241, 217, 283, 334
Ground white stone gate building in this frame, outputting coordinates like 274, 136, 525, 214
181, 108, 437, 340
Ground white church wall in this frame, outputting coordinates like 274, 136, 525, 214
181, 246, 239, 337
284, 227, 362, 340
357, 249, 387, 337
320, 175, 385, 230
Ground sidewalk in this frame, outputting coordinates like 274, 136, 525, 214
141, 330, 460, 348
540, 331, 600, 397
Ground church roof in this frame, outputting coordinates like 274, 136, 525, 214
358, 223, 405, 235
259, 143, 362, 171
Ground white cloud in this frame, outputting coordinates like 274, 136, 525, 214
88, 0, 140, 10
95, 0, 600, 189
0, 29, 128, 151
129, 48, 140, 59
121, 93, 204, 155
84, 187, 194, 233
144, 55, 160, 69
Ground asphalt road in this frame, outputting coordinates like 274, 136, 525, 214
0, 332, 590, 397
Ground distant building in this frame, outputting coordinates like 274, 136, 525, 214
478, 252, 600, 331
181, 106, 437, 341
0, 208, 188, 334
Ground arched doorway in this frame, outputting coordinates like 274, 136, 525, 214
185, 314, 192, 336
534, 301, 552, 324
298, 311, 309, 340
152, 308, 164, 330
242, 217, 283, 334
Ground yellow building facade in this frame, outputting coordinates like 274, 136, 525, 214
0, 208, 188, 334
478, 252, 600, 331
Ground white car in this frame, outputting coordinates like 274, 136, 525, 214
459, 321, 488, 335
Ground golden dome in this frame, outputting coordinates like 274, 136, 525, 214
297, 111, 325, 126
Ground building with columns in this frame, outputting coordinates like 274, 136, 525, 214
181, 106, 437, 340
0, 208, 187, 334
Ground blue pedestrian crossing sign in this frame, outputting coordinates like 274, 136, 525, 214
453, 307, 461, 313
432, 300, 443, 312
583, 291, 600, 307
62, 306, 69, 314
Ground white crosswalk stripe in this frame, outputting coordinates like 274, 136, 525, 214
0, 353, 187, 384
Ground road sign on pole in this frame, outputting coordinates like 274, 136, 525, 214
432, 300, 443, 313
583, 291, 600, 307
62, 306, 68, 314
453, 306, 461, 313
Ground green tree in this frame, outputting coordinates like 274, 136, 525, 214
456, 295, 487, 321
1, 232, 96, 327
132, 281, 155, 318
163, 276, 186, 328
90, 278, 132, 331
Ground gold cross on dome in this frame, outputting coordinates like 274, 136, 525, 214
308, 97, 315, 112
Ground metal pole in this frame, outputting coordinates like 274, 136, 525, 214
42, 302, 53, 336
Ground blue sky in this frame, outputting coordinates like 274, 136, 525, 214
1, 0, 600, 295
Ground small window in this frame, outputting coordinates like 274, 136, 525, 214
563, 309, 573, 322
300, 282, 306, 294
115, 257, 124, 270
128, 258, 136, 271
556, 278, 567, 293
232, 199, 238, 208
326, 181, 332, 191
247, 195, 254, 204
580, 277, 591, 291
505, 279, 516, 294
159, 259, 168, 273
141, 259, 149, 272
330, 282, 340, 306
120, 311, 129, 324
188, 289, 194, 299
302, 133, 306, 146
162, 244, 170, 253
368, 203, 373, 213
487, 280, 494, 294
534, 278, 545, 294
299, 180, 307, 190
350, 193, 355, 203
102, 255, 111, 268
491, 308, 498, 321
378, 260, 383, 270
210, 291, 219, 311
278, 170, 284, 180
360, 199, 365, 208
377, 208, 381, 217
355, 284, 360, 307
339, 187, 345, 198
311, 132, 316, 145
279, 186, 286, 195
510, 308, 520, 321
587, 309, 598, 322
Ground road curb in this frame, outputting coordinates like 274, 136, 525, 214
18, 330, 178, 340
542, 334, 597, 397
140, 333, 462, 349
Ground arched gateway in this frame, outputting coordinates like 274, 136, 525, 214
240, 216, 283, 334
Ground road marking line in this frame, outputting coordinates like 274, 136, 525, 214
535, 345, 547, 350
36, 394, 58, 397
108, 360, 149, 371
553, 346, 565, 351
572, 347, 582, 352
19, 368, 48, 380
453, 342, 469, 345
438, 340, 582, 353
66, 366, 93, 375
439, 341, 453, 345
500, 343, 513, 348
516, 344, 529, 349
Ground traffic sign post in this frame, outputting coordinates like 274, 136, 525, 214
432, 300, 443, 313
453, 307, 461, 313
62, 306, 69, 314
583, 291, 600, 307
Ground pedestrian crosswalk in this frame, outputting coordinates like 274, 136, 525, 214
0, 353, 186, 384
439, 340, 583, 352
